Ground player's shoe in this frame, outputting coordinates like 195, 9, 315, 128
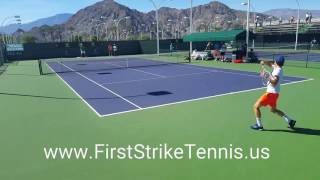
250, 124, 264, 131
288, 120, 296, 129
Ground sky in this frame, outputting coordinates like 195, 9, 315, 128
0, 0, 319, 23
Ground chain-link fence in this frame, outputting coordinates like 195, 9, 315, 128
0, 43, 6, 75
0, 43, 4, 66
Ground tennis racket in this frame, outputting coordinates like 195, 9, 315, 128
260, 65, 271, 86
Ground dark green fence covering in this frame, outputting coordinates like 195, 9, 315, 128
6, 40, 194, 61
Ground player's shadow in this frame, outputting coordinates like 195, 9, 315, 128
264, 127, 320, 136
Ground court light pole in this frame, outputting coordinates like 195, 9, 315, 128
189, 0, 193, 58
295, 0, 300, 50
242, 0, 250, 60
1, 15, 20, 28
92, 18, 105, 41
168, 19, 179, 39
182, 0, 194, 57
149, 22, 156, 40
248, 4, 257, 31
149, 0, 160, 55
96, 23, 106, 41
139, 24, 145, 40
114, 16, 130, 41
1, 15, 20, 44
149, 0, 172, 55
100, 16, 110, 41
208, 16, 220, 31
3, 18, 21, 44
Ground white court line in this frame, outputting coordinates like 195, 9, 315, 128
50, 61, 314, 118
101, 70, 220, 85
183, 62, 311, 80
101, 64, 291, 85
100, 78, 314, 117
174, 62, 271, 78
169, 62, 302, 82
102, 77, 162, 85
104, 61, 166, 78
46, 63, 103, 117
58, 62, 142, 109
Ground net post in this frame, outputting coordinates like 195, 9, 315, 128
38, 59, 43, 75
306, 43, 312, 68
126, 58, 129, 68
272, 53, 275, 62
306, 54, 309, 68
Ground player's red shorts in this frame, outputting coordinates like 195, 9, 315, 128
258, 93, 279, 108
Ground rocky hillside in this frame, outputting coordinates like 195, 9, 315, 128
22, 0, 268, 42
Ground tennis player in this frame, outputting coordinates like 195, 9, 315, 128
251, 56, 296, 130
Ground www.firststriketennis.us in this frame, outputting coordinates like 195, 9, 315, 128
43, 144, 270, 160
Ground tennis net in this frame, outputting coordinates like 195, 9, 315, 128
253, 44, 320, 68
39, 53, 190, 75
253, 44, 311, 59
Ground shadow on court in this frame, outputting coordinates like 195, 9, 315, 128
0, 92, 79, 100
3, 73, 40, 77
264, 127, 320, 136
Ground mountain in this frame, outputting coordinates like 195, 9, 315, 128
0, 13, 73, 34
21, 0, 268, 42
264, 9, 320, 19
64, 0, 148, 39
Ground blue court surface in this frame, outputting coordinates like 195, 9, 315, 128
48, 58, 306, 117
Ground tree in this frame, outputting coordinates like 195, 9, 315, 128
73, 35, 83, 42
67, 26, 75, 42
91, 36, 98, 42
22, 35, 37, 43
38, 25, 52, 42
140, 33, 150, 40
49, 25, 62, 42
126, 35, 137, 40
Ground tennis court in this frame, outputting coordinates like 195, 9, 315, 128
1, 54, 320, 180
41, 56, 307, 117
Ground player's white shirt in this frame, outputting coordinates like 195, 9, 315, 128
266, 65, 283, 94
